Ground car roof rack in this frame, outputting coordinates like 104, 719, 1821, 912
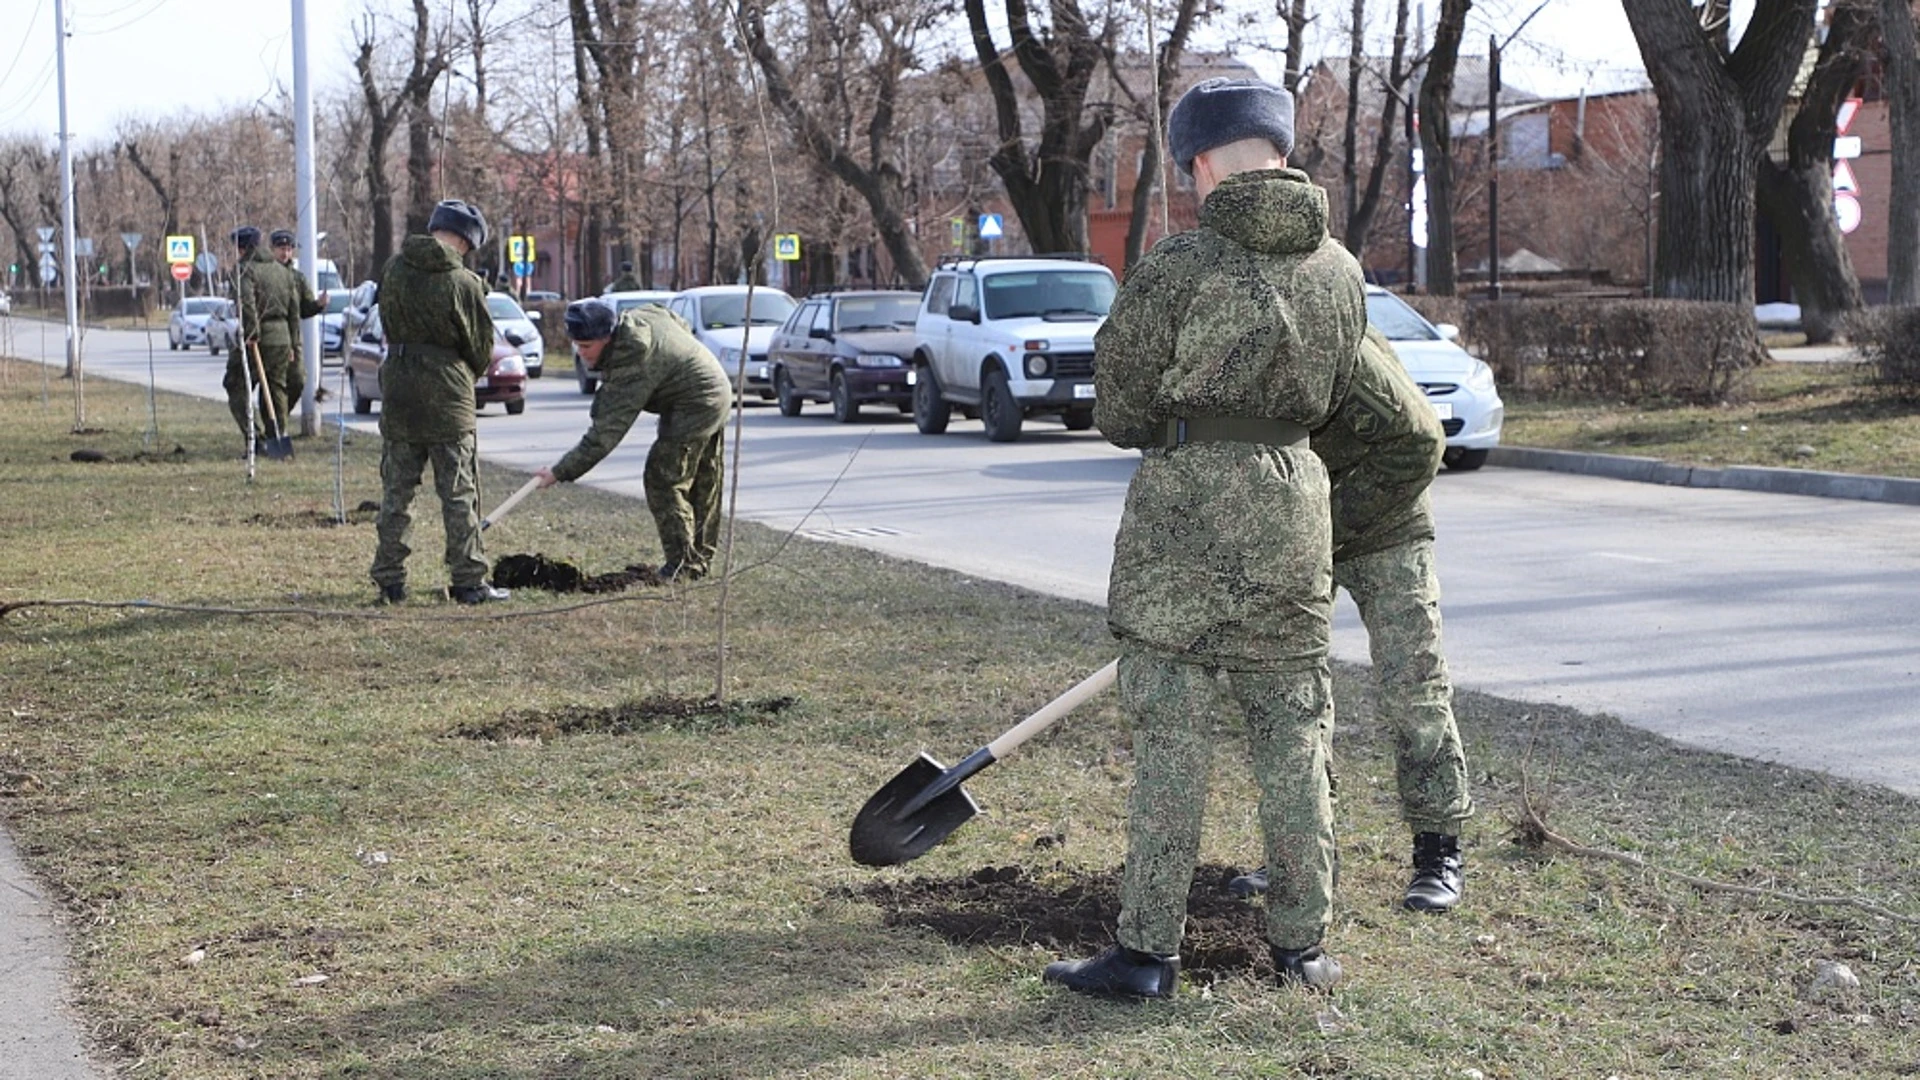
934, 252, 1103, 269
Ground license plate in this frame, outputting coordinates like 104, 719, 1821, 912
906, 369, 918, 385
1072, 383, 1096, 399
1430, 402, 1454, 420
476, 378, 491, 389
751, 363, 767, 381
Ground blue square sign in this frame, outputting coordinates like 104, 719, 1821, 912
978, 213, 1003, 240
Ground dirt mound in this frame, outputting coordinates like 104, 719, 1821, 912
452, 694, 798, 740
491, 553, 660, 593
244, 507, 374, 528
847, 863, 1271, 982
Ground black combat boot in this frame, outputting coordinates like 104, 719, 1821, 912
449, 583, 510, 605
1227, 866, 1270, 897
1403, 832, 1464, 913
1043, 945, 1180, 999
1270, 942, 1344, 990
376, 583, 407, 605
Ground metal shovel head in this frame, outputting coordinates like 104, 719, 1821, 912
848, 751, 981, 867
260, 437, 293, 460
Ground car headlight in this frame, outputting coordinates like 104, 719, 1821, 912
1464, 360, 1496, 393
494, 356, 527, 377
718, 346, 742, 367
1023, 354, 1049, 378
854, 353, 904, 368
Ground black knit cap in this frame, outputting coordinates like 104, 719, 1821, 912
426, 199, 488, 251
564, 298, 617, 341
230, 226, 261, 250
1167, 77, 1296, 178
269, 229, 295, 247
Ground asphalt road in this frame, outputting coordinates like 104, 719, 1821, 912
10, 317, 1919, 798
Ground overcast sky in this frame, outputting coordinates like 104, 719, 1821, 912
0, 0, 1740, 144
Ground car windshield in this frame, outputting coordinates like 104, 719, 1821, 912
616, 296, 672, 313
486, 295, 528, 321
326, 292, 351, 314
834, 295, 920, 331
1365, 293, 1442, 341
182, 298, 223, 316
981, 270, 1115, 320
699, 293, 795, 328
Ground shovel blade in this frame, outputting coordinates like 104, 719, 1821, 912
260, 437, 294, 460
849, 752, 980, 867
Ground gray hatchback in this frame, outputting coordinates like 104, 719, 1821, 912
767, 290, 921, 423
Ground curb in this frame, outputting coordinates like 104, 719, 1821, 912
1488, 446, 1920, 507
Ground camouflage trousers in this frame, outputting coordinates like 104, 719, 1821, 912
1117, 644, 1337, 955
370, 434, 489, 589
1337, 538, 1473, 834
643, 429, 724, 574
224, 341, 296, 442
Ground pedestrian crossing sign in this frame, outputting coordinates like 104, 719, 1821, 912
774, 234, 801, 261
165, 235, 194, 263
978, 213, 1003, 240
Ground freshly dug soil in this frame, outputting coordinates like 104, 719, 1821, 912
848, 862, 1275, 983
452, 694, 798, 740
491, 552, 661, 593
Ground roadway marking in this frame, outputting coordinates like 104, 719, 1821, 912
801, 525, 906, 541
1592, 551, 1668, 564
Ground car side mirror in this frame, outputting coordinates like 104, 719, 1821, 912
525, 310, 542, 323
949, 303, 979, 323
1435, 322, 1461, 342
808, 326, 832, 340
504, 330, 525, 347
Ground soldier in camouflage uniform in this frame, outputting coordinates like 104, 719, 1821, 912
535, 297, 731, 582
605, 261, 643, 294
1042, 78, 1365, 999
1228, 327, 1473, 912
271, 229, 328, 411
369, 199, 507, 606
221, 226, 297, 449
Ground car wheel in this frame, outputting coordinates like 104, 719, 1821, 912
352, 376, 373, 415
774, 367, 804, 417
576, 356, 598, 395
527, 364, 542, 379
830, 370, 860, 423
209, 337, 221, 355
981, 367, 1023, 443
505, 398, 526, 415
913, 366, 950, 434
1443, 447, 1490, 472
168, 332, 179, 351
1062, 410, 1095, 431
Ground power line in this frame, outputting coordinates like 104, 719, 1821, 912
74, 0, 176, 37
0, 0, 50, 93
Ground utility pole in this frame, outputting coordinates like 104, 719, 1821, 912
1486, 33, 1501, 301
54, 0, 81, 390
294, 0, 321, 435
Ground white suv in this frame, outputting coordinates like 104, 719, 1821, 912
911, 256, 1116, 442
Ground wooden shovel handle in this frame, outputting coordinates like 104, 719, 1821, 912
247, 340, 279, 427
482, 476, 542, 529
985, 659, 1118, 760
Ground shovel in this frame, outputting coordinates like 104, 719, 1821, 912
849, 659, 1117, 867
482, 476, 542, 530
248, 341, 294, 460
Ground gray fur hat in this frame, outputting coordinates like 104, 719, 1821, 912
427, 199, 488, 251
1167, 77, 1296, 178
564, 297, 617, 341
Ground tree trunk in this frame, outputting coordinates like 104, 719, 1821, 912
356, 34, 398, 274
1346, 0, 1413, 254
1123, 0, 1203, 271
1418, 0, 1470, 295
1622, 0, 1818, 304
1755, 0, 1871, 341
1883, 0, 1920, 304
1342, 0, 1366, 239
401, 0, 449, 237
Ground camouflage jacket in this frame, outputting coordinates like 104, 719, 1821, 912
552, 305, 732, 482
1316, 326, 1443, 561
375, 234, 495, 442
1096, 168, 1367, 666
606, 272, 644, 293
235, 248, 295, 348
282, 260, 325, 345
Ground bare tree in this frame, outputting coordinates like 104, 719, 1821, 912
962, 0, 1117, 254
1756, 0, 1871, 341
1621, 0, 1818, 303
1883, 0, 1920, 304
738, 0, 939, 288
1343, 0, 1414, 254
355, 2, 450, 275
1417, 0, 1469, 294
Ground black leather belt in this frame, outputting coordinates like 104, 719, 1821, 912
1163, 416, 1310, 449
388, 342, 460, 360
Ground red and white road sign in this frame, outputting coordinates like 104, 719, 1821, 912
171, 262, 192, 281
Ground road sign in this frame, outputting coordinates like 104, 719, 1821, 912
121, 232, 142, 253
1833, 160, 1858, 194
950, 217, 965, 249
509, 236, 526, 263
773, 233, 801, 261
165, 235, 194, 263
512, 261, 532, 278
39, 252, 56, 285
978, 213, 1003, 240
36, 226, 53, 243
1834, 135, 1862, 160
1835, 193, 1862, 234
195, 252, 218, 275
522, 235, 535, 262
171, 262, 193, 282
74, 238, 93, 257
1837, 97, 1862, 135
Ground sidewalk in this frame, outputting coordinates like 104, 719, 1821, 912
0, 828, 107, 1078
